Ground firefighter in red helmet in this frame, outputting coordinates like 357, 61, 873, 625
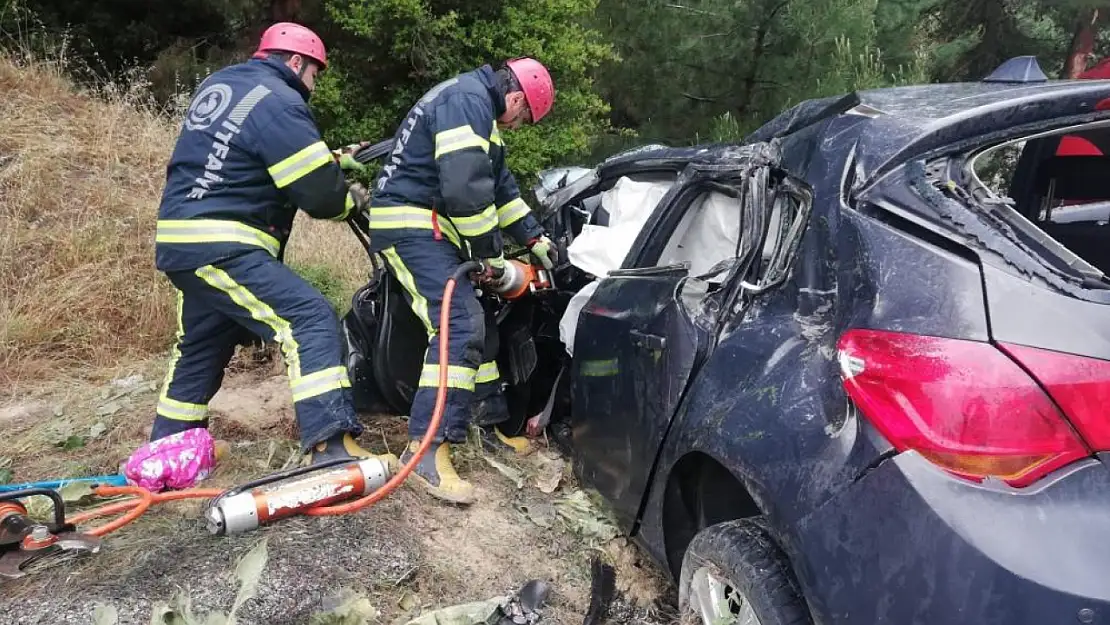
367, 58, 558, 505
125, 22, 393, 490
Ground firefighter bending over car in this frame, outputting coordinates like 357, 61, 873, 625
130, 23, 396, 475
369, 58, 558, 505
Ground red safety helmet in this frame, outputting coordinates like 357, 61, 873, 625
506, 57, 555, 123
253, 22, 328, 69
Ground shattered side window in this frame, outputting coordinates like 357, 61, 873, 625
972, 141, 1025, 199
969, 122, 1110, 218
747, 176, 812, 291
964, 121, 1110, 278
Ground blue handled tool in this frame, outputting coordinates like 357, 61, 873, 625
0, 474, 127, 493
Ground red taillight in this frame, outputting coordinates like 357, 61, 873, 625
837, 329, 1089, 487
999, 343, 1110, 451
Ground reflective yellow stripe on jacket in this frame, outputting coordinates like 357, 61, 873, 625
418, 363, 477, 391
333, 190, 356, 222
434, 125, 489, 159
290, 366, 351, 403
476, 361, 499, 384
451, 204, 498, 237
496, 198, 531, 228
156, 220, 281, 257
268, 140, 334, 188
367, 205, 462, 248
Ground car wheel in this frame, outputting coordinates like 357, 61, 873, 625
678, 519, 812, 625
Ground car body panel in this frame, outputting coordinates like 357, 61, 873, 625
791, 451, 1110, 624
748, 79, 1110, 187
570, 265, 704, 531
982, 262, 1110, 360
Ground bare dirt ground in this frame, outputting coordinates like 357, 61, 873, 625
0, 352, 676, 625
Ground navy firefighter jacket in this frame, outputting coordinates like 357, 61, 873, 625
368, 64, 545, 260
154, 56, 354, 272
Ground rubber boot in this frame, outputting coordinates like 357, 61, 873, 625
399, 440, 476, 505
472, 394, 533, 456
304, 432, 398, 470
478, 425, 534, 457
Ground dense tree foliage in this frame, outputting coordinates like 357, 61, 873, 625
5, 0, 1110, 177
311, 0, 613, 178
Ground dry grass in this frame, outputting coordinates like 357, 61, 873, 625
0, 53, 373, 391
285, 211, 373, 293
0, 54, 179, 387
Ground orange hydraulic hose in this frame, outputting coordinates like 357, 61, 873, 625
303, 272, 460, 516
66, 486, 154, 537
65, 268, 473, 534
66, 486, 225, 537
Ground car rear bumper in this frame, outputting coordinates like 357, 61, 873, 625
790, 451, 1110, 625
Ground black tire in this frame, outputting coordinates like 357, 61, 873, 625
678, 519, 812, 625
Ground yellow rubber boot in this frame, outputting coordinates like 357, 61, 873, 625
479, 426, 534, 457
304, 432, 399, 471
399, 440, 476, 505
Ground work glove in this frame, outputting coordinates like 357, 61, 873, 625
333, 141, 370, 173
528, 235, 557, 270
348, 182, 370, 214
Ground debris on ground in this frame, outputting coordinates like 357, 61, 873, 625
405, 579, 552, 625
91, 603, 118, 625
555, 490, 620, 544
530, 452, 564, 495
602, 538, 671, 613
482, 455, 525, 490
310, 588, 381, 624
517, 500, 557, 529
0, 366, 673, 625
583, 557, 616, 625
147, 536, 270, 625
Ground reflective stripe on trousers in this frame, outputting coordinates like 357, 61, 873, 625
378, 238, 485, 443
150, 250, 360, 449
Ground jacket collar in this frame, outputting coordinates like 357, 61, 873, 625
251, 57, 312, 102
474, 64, 506, 118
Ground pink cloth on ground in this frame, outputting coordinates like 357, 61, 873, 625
123, 428, 216, 491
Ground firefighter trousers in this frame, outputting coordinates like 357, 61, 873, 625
150, 250, 362, 450
378, 238, 508, 443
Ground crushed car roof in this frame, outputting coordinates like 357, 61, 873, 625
750, 77, 1110, 183
854, 80, 1110, 121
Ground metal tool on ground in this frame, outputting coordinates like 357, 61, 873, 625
205, 456, 390, 535
0, 488, 101, 580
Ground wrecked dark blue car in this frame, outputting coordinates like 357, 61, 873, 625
343, 57, 1110, 624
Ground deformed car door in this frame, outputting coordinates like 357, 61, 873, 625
569, 154, 777, 531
